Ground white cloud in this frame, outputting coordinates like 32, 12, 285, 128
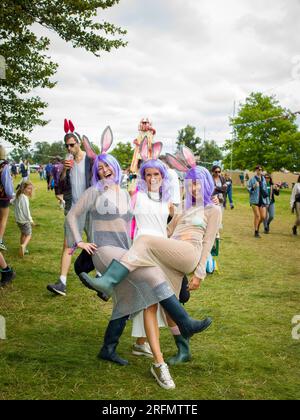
21, 0, 300, 155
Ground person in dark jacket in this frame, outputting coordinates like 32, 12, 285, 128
212, 165, 227, 208
47, 121, 94, 296
263, 174, 280, 234
247, 165, 269, 238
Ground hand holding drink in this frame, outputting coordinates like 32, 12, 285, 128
64, 153, 74, 170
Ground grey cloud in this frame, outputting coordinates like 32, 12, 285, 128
27, 0, 300, 151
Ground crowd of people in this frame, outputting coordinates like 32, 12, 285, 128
0, 127, 300, 390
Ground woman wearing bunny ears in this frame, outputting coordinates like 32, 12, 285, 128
79, 146, 222, 390
67, 126, 133, 367
130, 138, 173, 360
131, 138, 193, 368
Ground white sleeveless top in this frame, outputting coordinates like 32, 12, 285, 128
133, 191, 169, 239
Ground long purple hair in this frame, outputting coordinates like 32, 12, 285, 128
184, 166, 214, 209
92, 154, 122, 191
138, 159, 171, 202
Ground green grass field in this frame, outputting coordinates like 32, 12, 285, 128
0, 174, 299, 400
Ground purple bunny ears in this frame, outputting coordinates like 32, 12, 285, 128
139, 136, 163, 161
82, 126, 114, 160
166, 146, 197, 172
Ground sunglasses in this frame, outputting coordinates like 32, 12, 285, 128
65, 143, 77, 149
214, 171, 221, 174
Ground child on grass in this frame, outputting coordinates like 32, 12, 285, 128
13, 181, 35, 257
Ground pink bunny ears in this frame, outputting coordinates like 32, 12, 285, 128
82, 126, 114, 160
139, 136, 163, 161
166, 146, 197, 172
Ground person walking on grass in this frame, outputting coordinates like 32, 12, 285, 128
247, 165, 269, 238
19, 159, 29, 182
13, 181, 35, 257
50, 157, 65, 209
0, 145, 14, 251
46, 119, 94, 297
263, 174, 280, 234
224, 173, 234, 209
291, 175, 300, 236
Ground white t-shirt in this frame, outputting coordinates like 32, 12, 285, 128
14, 194, 33, 224
70, 152, 87, 206
133, 191, 169, 239
168, 168, 181, 205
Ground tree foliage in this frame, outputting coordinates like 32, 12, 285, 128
223, 92, 300, 171
111, 141, 134, 169
176, 125, 201, 155
0, 0, 127, 146
199, 140, 223, 165
176, 125, 223, 165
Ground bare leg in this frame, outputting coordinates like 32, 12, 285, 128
20, 235, 31, 257
258, 207, 266, 230
0, 207, 9, 240
252, 205, 260, 231
0, 252, 7, 269
60, 237, 72, 277
144, 304, 164, 364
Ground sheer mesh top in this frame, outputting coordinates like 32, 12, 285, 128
67, 186, 132, 250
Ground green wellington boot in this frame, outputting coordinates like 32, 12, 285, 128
79, 259, 129, 297
167, 335, 191, 366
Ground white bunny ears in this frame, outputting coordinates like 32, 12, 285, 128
166, 146, 197, 172
82, 126, 114, 160
139, 136, 163, 161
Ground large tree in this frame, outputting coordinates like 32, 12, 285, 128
111, 141, 134, 169
223, 92, 300, 171
176, 125, 223, 166
0, 0, 127, 147
176, 125, 202, 155
198, 140, 223, 166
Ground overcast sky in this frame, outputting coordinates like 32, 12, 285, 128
14, 0, 300, 153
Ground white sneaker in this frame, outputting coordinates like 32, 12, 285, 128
132, 342, 153, 358
151, 363, 176, 390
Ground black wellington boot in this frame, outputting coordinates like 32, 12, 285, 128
160, 295, 212, 339
98, 316, 129, 366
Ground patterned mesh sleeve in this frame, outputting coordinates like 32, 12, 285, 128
66, 187, 98, 244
